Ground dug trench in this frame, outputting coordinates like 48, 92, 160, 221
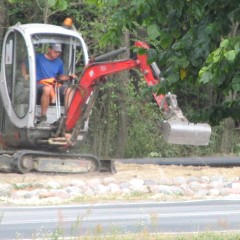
0, 160, 240, 184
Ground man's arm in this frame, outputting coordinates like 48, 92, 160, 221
21, 62, 29, 81
58, 73, 77, 81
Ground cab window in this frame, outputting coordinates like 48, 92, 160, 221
4, 31, 30, 118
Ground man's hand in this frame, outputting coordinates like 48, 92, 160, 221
58, 74, 77, 81
23, 74, 29, 81
69, 73, 77, 80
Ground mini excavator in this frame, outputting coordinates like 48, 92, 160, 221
0, 19, 211, 174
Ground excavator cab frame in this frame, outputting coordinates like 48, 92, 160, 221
0, 23, 89, 148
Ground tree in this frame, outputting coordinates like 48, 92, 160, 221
85, 0, 240, 153
88, 0, 240, 107
0, 0, 9, 57
198, 23, 240, 153
7, 0, 83, 23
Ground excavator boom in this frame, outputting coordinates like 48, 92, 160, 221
64, 41, 211, 147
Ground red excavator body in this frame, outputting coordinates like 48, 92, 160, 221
0, 22, 211, 174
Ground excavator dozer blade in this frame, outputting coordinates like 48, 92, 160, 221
160, 120, 211, 146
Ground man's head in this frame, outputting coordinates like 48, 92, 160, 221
47, 43, 62, 60
50, 43, 62, 52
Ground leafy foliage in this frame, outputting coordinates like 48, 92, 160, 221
86, 0, 240, 126
198, 36, 240, 124
199, 37, 240, 90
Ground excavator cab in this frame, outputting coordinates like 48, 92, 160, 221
0, 23, 89, 149
0, 22, 105, 174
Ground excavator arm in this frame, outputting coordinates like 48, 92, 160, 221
65, 41, 211, 146
66, 57, 139, 131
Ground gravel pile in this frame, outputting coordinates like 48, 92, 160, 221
0, 174, 240, 205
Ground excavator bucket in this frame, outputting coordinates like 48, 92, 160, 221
158, 93, 212, 146
160, 120, 211, 146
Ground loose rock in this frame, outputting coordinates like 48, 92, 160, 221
0, 164, 240, 205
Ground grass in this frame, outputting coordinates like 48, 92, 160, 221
26, 231, 240, 240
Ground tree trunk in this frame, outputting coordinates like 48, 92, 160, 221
91, 87, 112, 158
103, 88, 112, 158
91, 105, 103, 157
220, 117, 235, 153
115, 31, 130, 158
220, 21, 239, 153
0, 0, 9, 57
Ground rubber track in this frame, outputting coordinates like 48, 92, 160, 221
12, 150, 101, 173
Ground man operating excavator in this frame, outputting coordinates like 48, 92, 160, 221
22, 43, 77, 124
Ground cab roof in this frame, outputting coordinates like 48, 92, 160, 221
10, 23, 82, 38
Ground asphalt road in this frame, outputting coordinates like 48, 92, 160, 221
0, 200, 240, 239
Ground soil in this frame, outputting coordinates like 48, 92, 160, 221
0, 162, 240, 184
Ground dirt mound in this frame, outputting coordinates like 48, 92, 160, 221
0, 162, 239, 184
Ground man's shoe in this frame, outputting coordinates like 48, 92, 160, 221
36, 115, 47, 124
40, 115, 47, 122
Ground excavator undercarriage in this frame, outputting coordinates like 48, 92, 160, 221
0, 150, 115, 174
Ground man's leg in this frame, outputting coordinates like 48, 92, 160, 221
60, 86, 75, 109
41, 85, 53, 117
37, 84, 53, 122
